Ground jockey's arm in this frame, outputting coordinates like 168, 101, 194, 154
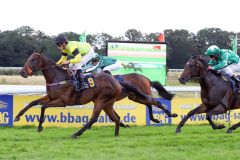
85, 62, 101, 73
212, 61, 228, 70
69, 49, 82, 64
56, 53, 68, 65
212, 55, 228, 70
208, 59, 215, 66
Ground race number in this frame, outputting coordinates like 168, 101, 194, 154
87, 77, 95, 87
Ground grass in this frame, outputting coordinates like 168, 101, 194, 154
0, 125, 240, 160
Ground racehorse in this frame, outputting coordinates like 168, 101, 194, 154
177, 55, 240, 133
83, 66, 178, 123
14, 52, 150, 138
114, 73, 177, 123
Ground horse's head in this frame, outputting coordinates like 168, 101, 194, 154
179, 55, 208, 84
20, 52, 44, 78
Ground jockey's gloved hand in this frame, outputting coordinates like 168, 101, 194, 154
61, 60, 70, 65
207, 66, 213, 70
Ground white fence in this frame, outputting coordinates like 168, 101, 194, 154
0, 85, 200, 96
0, 67, 184, 72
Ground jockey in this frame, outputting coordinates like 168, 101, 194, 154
83, 54, 121, 74
205, 45, 240, 93
54, 34, 96, 90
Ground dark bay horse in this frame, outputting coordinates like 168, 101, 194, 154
15, 52, 149, 138
177, 55, 240, 133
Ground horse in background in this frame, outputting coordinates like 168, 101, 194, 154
177, 55, 240, 133
83, 65, 178, 123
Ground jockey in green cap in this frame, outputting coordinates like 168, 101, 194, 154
83, 54, 121, 74
205, 45, 240, 93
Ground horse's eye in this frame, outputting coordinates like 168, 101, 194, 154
189, 64, 194, 68
32, 59, 38, 63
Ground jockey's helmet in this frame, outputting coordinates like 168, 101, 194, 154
205, 45, 220, 56
92, 57, 100, 62
54, 34, 68, 44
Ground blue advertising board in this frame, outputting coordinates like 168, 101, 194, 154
146, 98, 171, 126
0, 95, 13, 126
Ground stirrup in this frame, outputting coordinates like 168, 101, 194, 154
76, 82, 87, 91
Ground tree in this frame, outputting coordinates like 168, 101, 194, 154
195, 28, 234, 54
124, 29, 146, 41
90, 33, 113, 55
146, 32, 161, 42
165, 29, 198, 69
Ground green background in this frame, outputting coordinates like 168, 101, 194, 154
108, 42, 167, 85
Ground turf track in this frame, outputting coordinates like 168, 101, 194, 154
0, 125, 240, 160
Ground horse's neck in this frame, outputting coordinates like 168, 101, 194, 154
199, 71, 223, 91
41, 56, 69, 83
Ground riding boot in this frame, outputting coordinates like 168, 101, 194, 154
76, 69, 87, 91
103, 70, 112, 75
231, 75, 240, 94
231, 75, 240, 82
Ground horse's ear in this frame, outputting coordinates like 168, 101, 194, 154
27, 50, 34, 55
39, 47, 47, 54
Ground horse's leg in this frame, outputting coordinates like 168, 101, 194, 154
227, 122, 240, 133
14, 95, 49, 122
103, 107, 121, 136
71, 103, 103, 138
155, 100, 178, 117
37, 99, 65, 132
146, 105, 160, 123
85, 110, 129, 129
128, 95, 177, 118
206, 105, 226, 130
176, 104, 208, 134
113, 110, 130, 128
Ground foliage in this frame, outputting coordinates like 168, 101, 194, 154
0, 26, 237, 68
124, 29, 146, 41
165, 29, 198, 68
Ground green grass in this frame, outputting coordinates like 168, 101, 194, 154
0, 125, 240, 160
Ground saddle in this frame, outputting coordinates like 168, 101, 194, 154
71, 73, 96, 92
221, 74, 240, 94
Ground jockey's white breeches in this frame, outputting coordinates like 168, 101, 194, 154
220, 61, 240, 77
69, 48, 96, 71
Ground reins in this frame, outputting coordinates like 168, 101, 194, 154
41, 65, 58, 70
44, 65, 72, 87
24, 62, 72, 87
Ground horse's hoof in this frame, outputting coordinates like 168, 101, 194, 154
37, 127, 43, 132
152, 119, 160, 123
172, 113, 178, 117
125, 125, 130, 128
176, 128, 181, 134
226, 129, 233, 134
70, 134, 78, 139
14, 117, 20, 122
218, 125, 225, 129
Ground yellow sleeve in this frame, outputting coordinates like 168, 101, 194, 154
69, 53, 82, 64
56, 55, 67, 65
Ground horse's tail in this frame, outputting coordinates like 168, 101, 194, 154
119, 82, 149, 99
150, 81, 174, 100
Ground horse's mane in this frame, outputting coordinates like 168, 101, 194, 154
191, 55, 209, 67
192, 55, 222, 77
38, 53, 67, 72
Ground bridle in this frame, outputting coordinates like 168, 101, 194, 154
24, 58, 72, 87
23, 64, 58, 76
